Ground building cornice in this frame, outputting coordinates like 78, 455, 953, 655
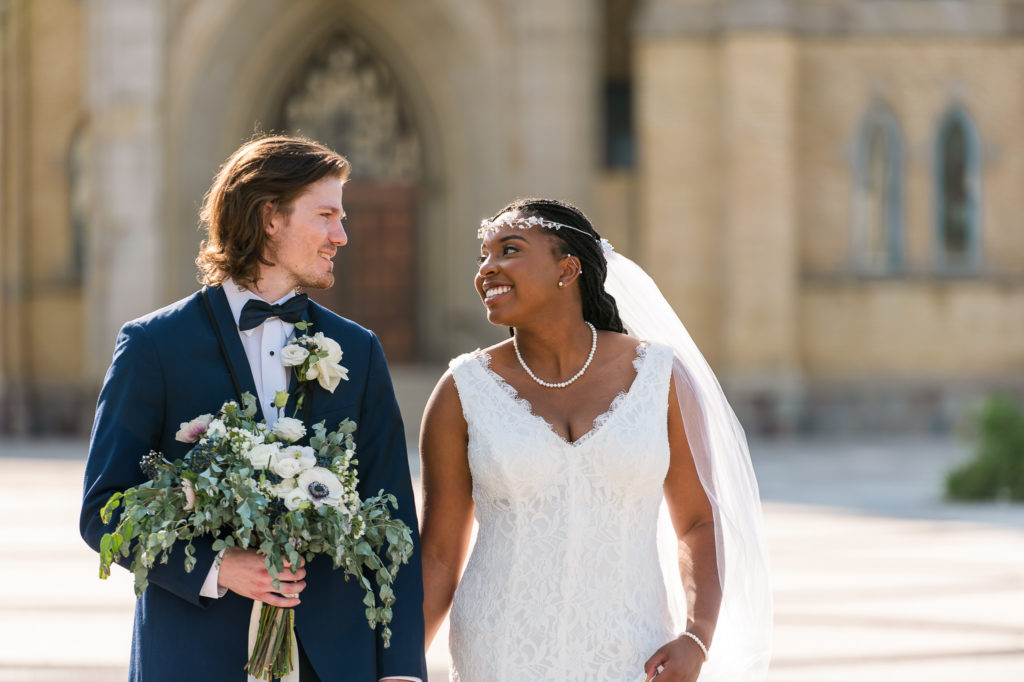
636, 0, 1024, 38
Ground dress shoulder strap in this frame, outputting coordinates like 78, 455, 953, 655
448, 349, 482, 376
640, 341, 676, 399
447, 349, 495, 427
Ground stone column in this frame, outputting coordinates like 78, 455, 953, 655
84, 0, 166, 381
720, 31, 802, 425
0, 0, 31, 431
633, 17, 724, 365
506, 0, 599, 205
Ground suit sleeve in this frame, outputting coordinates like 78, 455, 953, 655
80, 322, 219, 607
357, 332, 428, 680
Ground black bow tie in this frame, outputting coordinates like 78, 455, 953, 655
238, 294, 309, 331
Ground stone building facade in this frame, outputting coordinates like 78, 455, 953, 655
3, 0, 1024, 434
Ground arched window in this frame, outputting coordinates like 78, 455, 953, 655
935, 108, 981, 271
852, 104, 903, 273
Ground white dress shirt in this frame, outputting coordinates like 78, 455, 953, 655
200, 278, 295, 599
200, 279, 420, 682
222, 277, 295, 428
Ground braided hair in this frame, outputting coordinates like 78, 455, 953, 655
486, 198, 626, 334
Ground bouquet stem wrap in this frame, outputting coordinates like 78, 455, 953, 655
247, 602, 298, 682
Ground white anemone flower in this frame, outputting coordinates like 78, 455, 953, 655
297, 467, 345, 508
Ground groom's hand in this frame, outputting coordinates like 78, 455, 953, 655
217, 548, 307, 607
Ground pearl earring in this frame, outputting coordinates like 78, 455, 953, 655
558, 281, 565, 288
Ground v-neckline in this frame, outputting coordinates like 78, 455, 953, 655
475, 342, 650, 448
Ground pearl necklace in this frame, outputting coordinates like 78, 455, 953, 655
513, 322, 597, 389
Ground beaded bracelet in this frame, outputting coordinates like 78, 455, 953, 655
678, 631, 709, 661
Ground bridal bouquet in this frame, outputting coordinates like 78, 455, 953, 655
97, 326, 414, 680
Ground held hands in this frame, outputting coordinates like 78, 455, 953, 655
217, 547, 307, 607
643, 635, 706, 682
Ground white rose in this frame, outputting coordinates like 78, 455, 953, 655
296, 446, 317, 471
313, 333, 343, 363
245, 443, 278, 469
271, 477, 296, 498
206, 419, 227, 439
282, 486, 309, 511
272, 417, 306, 443
280, 344, 309, 367
312, 359, 349, 393
271, 452, 303, 479
272, 446, 317, 479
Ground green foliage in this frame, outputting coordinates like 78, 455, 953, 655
946, 394, 1024, 501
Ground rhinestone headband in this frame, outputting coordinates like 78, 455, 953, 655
477, 215, 595, 240
477, 214, 615, 256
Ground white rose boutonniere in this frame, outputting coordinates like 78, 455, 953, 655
304, 332, 349, 393
268, 322, 350, 428
280, 344, 309, 367
275, 324, 350, 415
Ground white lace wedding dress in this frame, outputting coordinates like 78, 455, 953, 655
447, 341, 677, 681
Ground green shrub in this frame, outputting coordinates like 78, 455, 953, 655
946, 394, 1024, 501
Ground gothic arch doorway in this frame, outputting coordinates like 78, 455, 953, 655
280, 31, 423, 362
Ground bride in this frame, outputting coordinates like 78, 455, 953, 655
419, 198, 772, 681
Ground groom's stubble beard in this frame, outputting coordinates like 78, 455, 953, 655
300, 271, 335, 291
292, 258, 337, 291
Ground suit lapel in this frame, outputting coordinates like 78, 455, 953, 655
204, 285, 265, 422
286, 302, 315, 428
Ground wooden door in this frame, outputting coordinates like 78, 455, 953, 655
306, 180, 419, 363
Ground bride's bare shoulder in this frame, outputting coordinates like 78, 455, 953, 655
597, 331, 644, 357
480, 338, 513, 355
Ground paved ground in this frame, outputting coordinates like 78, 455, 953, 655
1, 436, 1022, 681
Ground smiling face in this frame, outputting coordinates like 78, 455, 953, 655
475, 212, 572, 327
264, 175, 347, 293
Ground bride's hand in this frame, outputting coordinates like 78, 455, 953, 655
643, 636, 705, 682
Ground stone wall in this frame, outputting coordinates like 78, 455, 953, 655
634, 0, 1024, 432
0, 0, 90, 433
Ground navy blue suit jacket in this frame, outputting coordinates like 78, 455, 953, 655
80, 286, 427, 681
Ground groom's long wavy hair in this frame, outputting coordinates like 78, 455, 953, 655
196, 134, 350, 289
488, 198, 626, 334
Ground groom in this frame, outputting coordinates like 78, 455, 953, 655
79, 135, 427, 681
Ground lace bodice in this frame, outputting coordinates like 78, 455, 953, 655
447, 341, 677, 681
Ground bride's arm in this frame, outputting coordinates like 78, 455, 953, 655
419, 371, 475, 649
644, 374, 722, 682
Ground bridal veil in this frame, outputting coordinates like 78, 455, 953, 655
603, 244, 773, 681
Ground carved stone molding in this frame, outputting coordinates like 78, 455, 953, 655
282, 32, 423, 182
